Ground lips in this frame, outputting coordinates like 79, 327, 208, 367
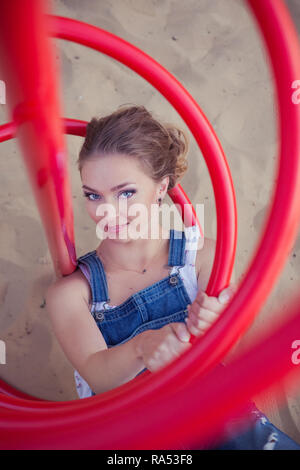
105, 222, 129, 233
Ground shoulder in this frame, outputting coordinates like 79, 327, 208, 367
194, 236, 216, 291
46, 267, 91, 310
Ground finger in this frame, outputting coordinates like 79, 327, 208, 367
189, 307, 219, 325
154, 343, 174, 366
171, 322, 191, 343
185, 316, 208, 336
188, 298, 224, 319
186, 312, 212, 330
185, 318, 201, 336
218, 283, 238, 304
193, 290, 223, 312
163, 335, 190, 362
147, 357, 160, 372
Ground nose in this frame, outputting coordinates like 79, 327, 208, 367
100, 198, 128, 228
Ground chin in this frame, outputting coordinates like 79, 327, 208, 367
103, 232, 131, 242
109, 236, 131, 242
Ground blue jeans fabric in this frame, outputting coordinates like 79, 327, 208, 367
215, 416, 300, 450
212, 407, 300, 450
77, 228, 191, 388
76, 228, 300, 450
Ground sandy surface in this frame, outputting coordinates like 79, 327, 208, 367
0, 0, 300, 445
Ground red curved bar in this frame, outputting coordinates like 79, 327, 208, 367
49, 15, 237, 296
1, 296, 300, 449
0, 1, 76, 277
0, 117, 203, 399
0, 122, 16, 142
46, 4, 300, 393
0, 0, 300, 451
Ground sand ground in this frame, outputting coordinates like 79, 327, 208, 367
0, 0, 300, 445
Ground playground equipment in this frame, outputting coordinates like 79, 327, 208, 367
0, 0, 299, 449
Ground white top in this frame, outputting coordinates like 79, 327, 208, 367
74, 225, 202, 399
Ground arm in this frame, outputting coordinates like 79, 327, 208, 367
186, 237, 238, 337
196, 236, 217, 292
45, 274, 146, 395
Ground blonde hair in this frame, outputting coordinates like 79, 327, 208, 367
77, 105, 189, 191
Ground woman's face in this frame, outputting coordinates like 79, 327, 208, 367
80, 153, 168, 241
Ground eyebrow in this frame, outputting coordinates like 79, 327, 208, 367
82, 182, 136, 193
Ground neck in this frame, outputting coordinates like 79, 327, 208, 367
97, 225, 169, 272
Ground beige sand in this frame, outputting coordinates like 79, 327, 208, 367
0, 0, 299, 445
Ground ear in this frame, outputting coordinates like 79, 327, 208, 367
158, 176, 169, 198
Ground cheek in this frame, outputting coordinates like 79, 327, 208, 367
85, 201, 99, 222
134, 199, 153, 223
134, 189, 154, 205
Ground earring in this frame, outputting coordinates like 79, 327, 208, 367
157, 196, 162, 206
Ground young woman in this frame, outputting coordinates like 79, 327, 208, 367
45, 105, 300, 450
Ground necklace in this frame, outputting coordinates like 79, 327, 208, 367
97, 237, 166, 275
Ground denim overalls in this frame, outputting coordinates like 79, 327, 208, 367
76, 228, 300, 450
76, 228, 191, 385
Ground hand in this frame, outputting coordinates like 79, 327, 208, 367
136, 323, 192, 373
185, 283, 238, 337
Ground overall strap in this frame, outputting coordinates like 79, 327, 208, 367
168, 228, 187, 267
77, 251, 109, 304
77, 228, 187, 304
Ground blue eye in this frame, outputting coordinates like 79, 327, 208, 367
83, 189, 136, 201
119, 189, 136, 199
83, 192, 100, 201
